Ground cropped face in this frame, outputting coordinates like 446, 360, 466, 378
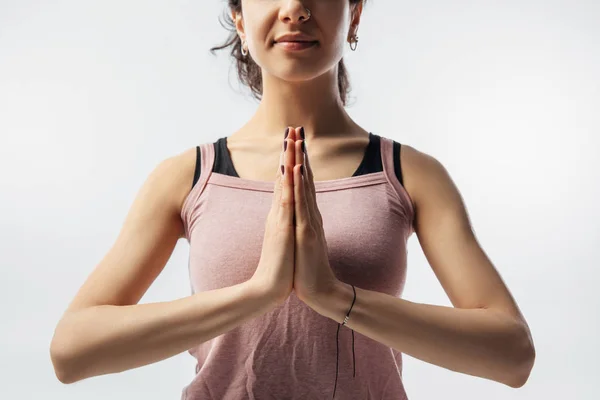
234, 0, 362, 82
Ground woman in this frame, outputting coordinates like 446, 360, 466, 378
50, 1, 535, 399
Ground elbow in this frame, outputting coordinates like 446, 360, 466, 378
50, 319, 85, 384
504, 323, 536, 388
507, 344, 535, 388
50, 334, 83, 384
50, 339, 77, 384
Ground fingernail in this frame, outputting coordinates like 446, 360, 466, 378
284, 140, 288, 151
284, 128, 290, 139
301, 140, 306, 153
299, 127, 305, 140
301, 165, 304, 176
281, 165, 285, 175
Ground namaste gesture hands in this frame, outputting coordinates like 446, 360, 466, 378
250, 127, 339, 309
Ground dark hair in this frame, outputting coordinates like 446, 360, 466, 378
210, 1, 366, 106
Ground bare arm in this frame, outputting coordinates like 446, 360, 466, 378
312, 145, 535, 388
50, 148, 275, 384
51, 281, 272, 384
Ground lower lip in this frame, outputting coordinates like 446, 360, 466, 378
275, 41, 318, 51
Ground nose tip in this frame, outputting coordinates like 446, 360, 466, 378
279, 3, 311, 23
283, 14, 309, 23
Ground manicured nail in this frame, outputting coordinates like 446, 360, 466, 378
299, 127, 305, 140
301, 165, 304, 176
284, 140, 288, 151
284, 128, 290, 139
301, 140, 306, 153
281, 165, 285, 175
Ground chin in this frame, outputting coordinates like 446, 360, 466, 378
262, 55, 337, 82
273, 66, 323, 82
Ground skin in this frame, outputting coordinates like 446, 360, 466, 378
230, 0, 365, 143
49, 0, 535, 388
233, 0, 535, 388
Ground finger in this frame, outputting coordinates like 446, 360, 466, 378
288, 126, 297, 142
303, 135, 315, 183
271, 148, 282, 213
294, 148, 311, 231
300, 136, 324, 229
296, 127, 315, 189
296, 139, 313, 229
272, 128, 289, 212
277, 128, 294, 227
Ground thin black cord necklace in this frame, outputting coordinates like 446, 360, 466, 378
332, 284, 357, 399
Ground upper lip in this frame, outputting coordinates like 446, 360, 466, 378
274, 33, 318, 43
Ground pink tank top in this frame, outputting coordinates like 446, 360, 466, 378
180, 135, 415, 399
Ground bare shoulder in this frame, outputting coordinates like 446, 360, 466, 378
165, 146, 199, 236
170, 146, 199, 202
398, 143, 461, 218
139, 146, 199, 239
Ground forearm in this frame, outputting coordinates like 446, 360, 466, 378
313, 281, 535, 388
50, 280, 274, 384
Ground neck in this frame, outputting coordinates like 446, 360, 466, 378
242, 67, 359, 141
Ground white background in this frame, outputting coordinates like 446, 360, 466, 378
1, 0, 598, 399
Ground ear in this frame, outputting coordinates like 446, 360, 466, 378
348, 1, 363, 40
231, 9, 245, 41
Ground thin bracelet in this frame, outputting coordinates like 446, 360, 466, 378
332, 284, 356, 399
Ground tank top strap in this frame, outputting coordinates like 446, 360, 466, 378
199, 142, 216, 183
380, 136, 415, 233
180, 142, 216, 241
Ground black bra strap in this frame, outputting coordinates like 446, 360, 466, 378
392, 141, 404, 187
192, 146, 201, 189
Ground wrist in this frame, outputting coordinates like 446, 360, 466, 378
312, 280, 356, 324
244, 279, 283, 310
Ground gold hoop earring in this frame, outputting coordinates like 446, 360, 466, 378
349, 34, 359, 51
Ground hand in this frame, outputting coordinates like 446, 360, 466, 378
250, 127, 298, 306
291, 127, 339, 306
